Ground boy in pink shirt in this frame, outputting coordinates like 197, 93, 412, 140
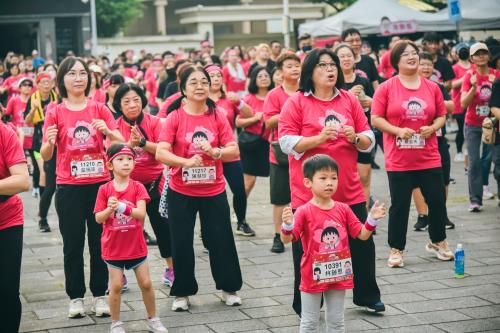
281, 154, 386, 332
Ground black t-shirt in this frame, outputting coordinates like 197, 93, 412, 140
489, 79, 500, 108
433, 56, 455, 83
437, 82, 451, 137
23, 95, 51, 151
248, 60, 275, 75
342, 75, 374, 97
355, 55, 379, 84
157, 79, 170, 101
164, 81, 179, 99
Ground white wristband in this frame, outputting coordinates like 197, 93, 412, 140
116, 202, 126, 214
366, 214, 379, 228
281, 221, 294, 231
237, 100, 245, 110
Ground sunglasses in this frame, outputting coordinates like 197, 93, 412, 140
21, 83, 33, 87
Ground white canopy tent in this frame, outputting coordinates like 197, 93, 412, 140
299, 0, 488, 37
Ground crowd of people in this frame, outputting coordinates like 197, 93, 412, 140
0, 28, 499, 333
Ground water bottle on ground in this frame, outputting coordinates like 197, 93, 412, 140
455, 243, 464, 278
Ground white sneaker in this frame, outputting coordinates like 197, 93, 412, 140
171, 297, 189, 311
68, 298, 86, 318
454, 153, 465, 162
221, 291, 242, 306
388, 248, 404, 268
146, 317, 168, 333
483, 186, 495, 200
231, 212, 238, 223
110, 321, 126, 333
91, 296, 110, 317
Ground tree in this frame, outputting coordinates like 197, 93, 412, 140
96, 0, 144, 38
307, 0, 356, 12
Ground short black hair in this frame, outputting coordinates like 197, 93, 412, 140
109, 74, 125, 86
321, 226, 339, 241
299, 48, 344, 94
302, 154, 339, 180
341, 28, 361, 41
56, 57, 92, 98
106, 143, 136, 160
422, 32, 442, 44
419, 51, 434, 63
113, 83, 148, 115
275, 53, 301, 70
247, 65, 274, 94
313, 267, 321, 273
270, 40, 281, 46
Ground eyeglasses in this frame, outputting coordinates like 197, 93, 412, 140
316, 62, 337, 70
401, 51, 418, 58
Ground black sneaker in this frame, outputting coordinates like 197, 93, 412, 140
371, 161, 380, 170
144, 230, 157, 246
365, 301, 385, 313
413, 214, 428, 231
445, 218, 455, 229
38, 218, 51, 232
270, 234, 285, 253
236, 221, 255, 236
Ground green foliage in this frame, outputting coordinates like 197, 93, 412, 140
96, 0, 144, 37
307, 0, 356, 11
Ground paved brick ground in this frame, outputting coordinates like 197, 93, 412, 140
18, 133, 500, 332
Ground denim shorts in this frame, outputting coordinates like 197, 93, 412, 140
104, 256, 147, 270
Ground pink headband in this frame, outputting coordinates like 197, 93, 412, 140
205, 64, 222, 74
36, 73, 51, 83
108, 146, 135, 163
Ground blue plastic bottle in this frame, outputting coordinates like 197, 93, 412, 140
455, 243, 464, 278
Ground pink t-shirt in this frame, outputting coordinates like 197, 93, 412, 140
90, 89, 106, 104
222, 64, 246, 93
157, 91, 182, 119
371, 76, 446, 172
263, 86, 292, 165
462, 68, 500, 127
2, 75, 25, 101
378, 51, 395, 79
42, 100, 118, 185
291, 201, 363, 293
5, 96, 33, 149
94, 180, 150, 260
451, 63, 473, 115
116, 113, 164, 184
0, 122, 26, 231
242, 94, 270, 139
279, 90, 369, 208
158, 107, 236, 197
146, 78, 159, 107
216, 97, 239, 131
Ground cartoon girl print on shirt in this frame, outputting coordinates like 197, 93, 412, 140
478, 83, 492, 101
313, 219, 346, 254
113, 199, 134, 229
318, 109, 347, 138
67, 120, 97, 148
402, 97, 428, 120
185, 126, 215, 155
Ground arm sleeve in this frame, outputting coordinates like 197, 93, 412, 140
99, 103, 118, 130
158, 111, 178, 144
136, 182, 151, 204
461, 73, 472, 93
263, 90, 281, 121
371, 82, 388, 117
93, 185, 108, 213
41, 108, 56, 143
2, 126, 26, 166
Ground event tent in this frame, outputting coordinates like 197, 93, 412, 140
298, 0, 500, 37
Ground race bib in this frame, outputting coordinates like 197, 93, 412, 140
21, 127, 34, 137
396, 134, 425, 149
476, 105, 490, 117
70, 153, 106, 179
181, 160, 216, 185
312, 249, 353, 284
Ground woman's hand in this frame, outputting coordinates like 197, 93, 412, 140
196, 141, 217, 157
349, 85, 364, 97
282, 207, 293, 225
128, 125, 141, 147
343, 125, 356, 143
369, 200, 386, 220
45, 125, 58, 145
396, 127, 415, 140
419, 125, 435, 139
184, 154, 203, 168
92, 119, 109, 135
318, 125, 338, 143
360, 96, 372, 109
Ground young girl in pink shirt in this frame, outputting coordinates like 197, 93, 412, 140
94, 144, 168, 333
281, 154, 386, 332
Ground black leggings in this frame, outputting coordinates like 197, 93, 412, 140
292, 202, 381, 315
55, 183, 108, 299
39, 154, 56, 219
29, 149, 40, 188
167, 188, 242, 297
0, 225, 23, 332
387, 168, 447, 250
453, 113, 465, 154
146, 195, 172, 259
223, 160, 247, 223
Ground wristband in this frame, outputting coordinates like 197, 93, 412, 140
365, 214, 378, 231
116, 202, 126, 214
123, 205, 133, 216
237, 100, 245, 110
213, 147, 222, 159
281, 221, 294, 235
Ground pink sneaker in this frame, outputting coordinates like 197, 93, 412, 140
162, 268, 174, 287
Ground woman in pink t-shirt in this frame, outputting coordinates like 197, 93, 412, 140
237, 65, 273, 198
222, 49, 247, 98
5, 77, 33, 149
0, 121, 30, 333
206, 64, 256, 236
461, 42, 500, 212
113, 83, 174, 287
278, 48, 384, 314
371, 40, 454, 268
40, 57, 124, 318
156, 66, 243, 312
